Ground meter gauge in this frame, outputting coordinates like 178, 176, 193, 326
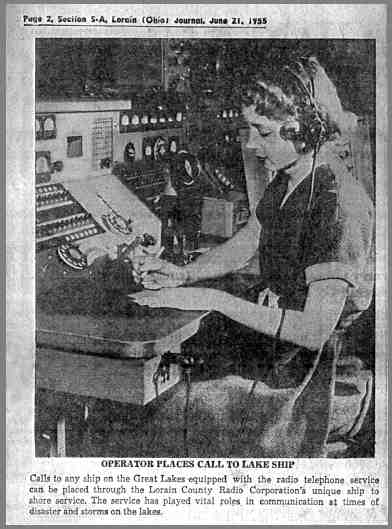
42, 115, 56, 139
35, 151, 52, 184
121, 113, 130, 126
153, 137, 167, 160
174, 151, 199, 188
44, 116, 55, 131
228, 109, 234, 119
124, 142, 136, 164
36, 155, 50, 174
168, 137, 179, 155
131, 114, 140, 127
119, 112, 130, 132
222, 110, 228, 119
149, 114, 158, 128
184, 159, 193, 184
144, 144, 153, 159
175, 111, 183, 123
142, 138, 154, 161
141, 114, 149, 127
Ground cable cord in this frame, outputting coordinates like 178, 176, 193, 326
183, 368, 192, 457
306, 142, 321, 212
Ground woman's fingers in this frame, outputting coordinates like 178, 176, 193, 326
128, 292, 163, 307
132, 255, 164, 273
141, 280, 163, 290
85, 248, 105, 266
143, 272, 180, 287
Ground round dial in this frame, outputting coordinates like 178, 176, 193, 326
153, 137, 166, 160
175, 112, 183, 122
121, 114, 130, 126
144, 144, 152, 157
141, 115, 149, 125
184, 159, 192, 177
44, 117, 55, 131
174, 151, 199, 187
124, 142, 136, 163
131, 114, 139, 126
36, 155, 49, 174
57, 244, 88, 270
69, 246, 82, 259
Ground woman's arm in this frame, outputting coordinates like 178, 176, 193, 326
184, 211, 261, 283
214, 278, 348, 350
133, 212, 261, 288
130, 278, 348, 351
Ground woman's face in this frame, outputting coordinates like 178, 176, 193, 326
243, 104, 299, 171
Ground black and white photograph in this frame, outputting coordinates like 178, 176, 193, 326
6, 4, 388, 526
34, 36, 376, 459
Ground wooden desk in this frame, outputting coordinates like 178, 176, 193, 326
35, 280, 207, 455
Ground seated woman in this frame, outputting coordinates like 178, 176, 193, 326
84, 57, 374, 457
124, 58, 374, 457
131, 58, 373, 351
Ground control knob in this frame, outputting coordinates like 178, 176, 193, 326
141, 233, 157, 247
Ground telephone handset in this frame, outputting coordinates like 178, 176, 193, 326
57, 244, 88, 270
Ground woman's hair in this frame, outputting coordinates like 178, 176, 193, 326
241, 57, 356, 142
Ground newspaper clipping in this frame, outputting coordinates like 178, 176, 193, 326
6, 3, 388, 525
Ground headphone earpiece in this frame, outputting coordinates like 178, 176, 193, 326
280, 111, 326, 154
280, 120, 309, 153
281, 61, 329, 153
279, 121, 301, 142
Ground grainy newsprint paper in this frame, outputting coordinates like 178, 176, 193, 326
6, 3, 388, 525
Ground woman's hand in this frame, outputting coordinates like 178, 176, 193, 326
129, 287, 223, 311
77, 232, 124, 265
131, 256, 188, 289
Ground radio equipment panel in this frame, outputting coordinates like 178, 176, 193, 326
35, 100, 162, 297
35, 100, 133, 184
36, 183, 104, 251
113, 160, 167, 214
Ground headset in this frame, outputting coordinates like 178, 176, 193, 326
278, 59, 330, 210
279, 60, 328, 155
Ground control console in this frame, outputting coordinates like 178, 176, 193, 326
36, 183, 104, 251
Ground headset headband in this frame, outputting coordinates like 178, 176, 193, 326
284, 62, 319, 115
